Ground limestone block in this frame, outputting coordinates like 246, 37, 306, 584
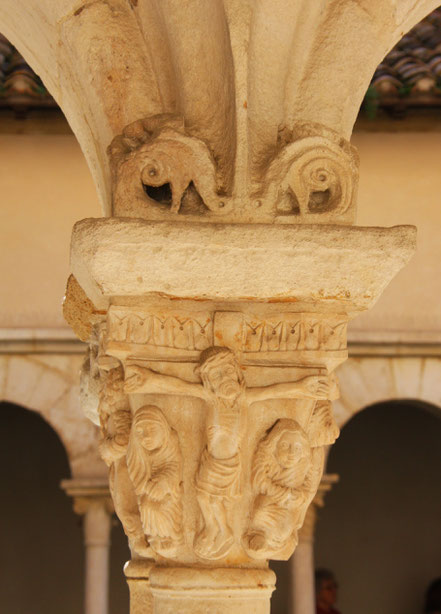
149, 567, 276, 614
66, 214, 417, 582
70, 217, 416, 312
124, 559, 155, 614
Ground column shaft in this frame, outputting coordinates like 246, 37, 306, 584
291, 541, 315, 614
84, 503, 112, 614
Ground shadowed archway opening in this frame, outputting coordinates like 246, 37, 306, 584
0, 401, 83, 614
315, 399, 441, 614
0, 400, 131, 614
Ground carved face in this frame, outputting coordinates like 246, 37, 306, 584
276, 431, 310, 470
102, 367, 125, 407
205, 357, 242, 400
136, 421, 164, 451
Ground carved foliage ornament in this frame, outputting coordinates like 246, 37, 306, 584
108, 116, 358, 223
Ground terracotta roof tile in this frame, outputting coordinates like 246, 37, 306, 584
368, 8, 441, 112
2, 10, 441, 120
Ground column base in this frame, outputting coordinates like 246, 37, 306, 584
124, 559, 155, 614
149, 567, 276, 614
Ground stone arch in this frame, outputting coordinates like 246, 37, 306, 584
1, 0, 440, 213
0, 354, 105, 477
316, 397, 441, 614
333, 356, 441, 430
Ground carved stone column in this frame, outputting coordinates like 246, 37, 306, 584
61, 479, 113, 614
290, 474, 339, 614
64, 156, 414, 612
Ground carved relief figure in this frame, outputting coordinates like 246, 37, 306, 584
257, 122, 359, 222
244, 419, 323, 559
193, 346, 248, 559
125, 345, 334, 560
98, 365, 150, 557
126, 405, 184, 557
108, 114, 229, 218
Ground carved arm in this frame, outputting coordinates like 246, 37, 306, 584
124, 364, 205, 398
247, 373, 338, 404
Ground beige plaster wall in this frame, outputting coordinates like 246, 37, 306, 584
0, 130, 439, 337
0, 133, 100, 328
351, 130, 441, 340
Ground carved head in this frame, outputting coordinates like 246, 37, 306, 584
276, 430, 310, 470
132, 405, 169, 452
257, 419, 311, 486
100, 365, 125, 411
197, 346, 244, 400
127, 405, 171, 497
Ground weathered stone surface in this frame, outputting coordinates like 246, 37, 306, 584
65, 201, 417, 614
70, 217, 416, 311
63, 274, 96, 341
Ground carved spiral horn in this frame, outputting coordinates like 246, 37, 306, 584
283, 139, 354, 215
265, 124, 359, 221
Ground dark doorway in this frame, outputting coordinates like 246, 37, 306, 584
315, 400, 441, 614
0, 401, 83, 614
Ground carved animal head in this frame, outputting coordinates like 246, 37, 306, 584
108, 114, 225, 217
265, 123, 359, 223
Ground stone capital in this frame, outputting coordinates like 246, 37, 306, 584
298, 473, 339, 544
60, 478, 114, 517
63, 209, 415, 568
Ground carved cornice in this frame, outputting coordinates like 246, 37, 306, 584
69, 218, 416, 314
2, 330, 441, 357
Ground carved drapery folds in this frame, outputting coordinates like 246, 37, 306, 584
244, 419, 325, 559
83, 303, 342, 566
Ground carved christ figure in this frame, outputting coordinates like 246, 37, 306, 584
125, 345, 333, 559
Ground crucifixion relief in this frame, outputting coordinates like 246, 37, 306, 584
124, 344, 337, 560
